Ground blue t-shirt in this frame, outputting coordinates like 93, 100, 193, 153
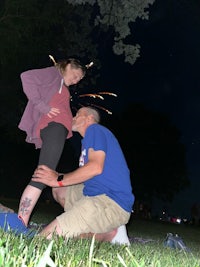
79, 124, 135, 212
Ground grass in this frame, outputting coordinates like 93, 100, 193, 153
0, 198, 200, 267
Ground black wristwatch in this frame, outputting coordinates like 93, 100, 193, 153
57, 174, 64, 187
57, 174, 64, 181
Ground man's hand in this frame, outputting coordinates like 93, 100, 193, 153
32, 165, 59, 187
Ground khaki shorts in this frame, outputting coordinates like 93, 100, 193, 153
56, 184, 131, 238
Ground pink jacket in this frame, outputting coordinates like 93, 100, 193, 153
18, 66, 67, 148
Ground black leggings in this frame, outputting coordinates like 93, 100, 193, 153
29, 122, 68, 190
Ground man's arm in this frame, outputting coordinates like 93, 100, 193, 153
32, 148, 105, 187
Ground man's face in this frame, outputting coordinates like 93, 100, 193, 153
72, 108, 87, 132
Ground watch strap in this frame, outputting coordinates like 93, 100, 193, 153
57, 174, 64, 187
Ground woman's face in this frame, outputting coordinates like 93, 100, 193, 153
62, 64, 84, 86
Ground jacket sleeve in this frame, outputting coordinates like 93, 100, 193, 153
20, 69, 51, 114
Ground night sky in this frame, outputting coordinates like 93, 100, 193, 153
98, 0, 200, 218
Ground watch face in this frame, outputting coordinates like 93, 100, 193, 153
57, 174, 64, 181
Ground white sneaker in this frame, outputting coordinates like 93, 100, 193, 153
111, 225, 130, 246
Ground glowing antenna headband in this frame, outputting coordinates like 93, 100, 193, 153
49, 55, 93, 69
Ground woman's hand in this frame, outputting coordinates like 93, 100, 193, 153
47, 107, 60, 118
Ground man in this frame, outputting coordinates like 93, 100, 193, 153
32, 106, 135, 245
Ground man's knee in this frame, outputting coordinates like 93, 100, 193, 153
52, 188, 59, 200
52, 188, 65, 207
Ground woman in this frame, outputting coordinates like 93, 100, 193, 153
18, 56, 92, 226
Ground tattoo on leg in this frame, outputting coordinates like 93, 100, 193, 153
20, 198, 32, 215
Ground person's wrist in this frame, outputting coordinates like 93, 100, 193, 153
57, 174, 64, 187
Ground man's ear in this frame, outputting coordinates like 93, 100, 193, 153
87, 114, 94, 122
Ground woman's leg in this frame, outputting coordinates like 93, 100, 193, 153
18, 122, 68, 226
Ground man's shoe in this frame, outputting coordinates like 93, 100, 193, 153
111, 225, 130, 246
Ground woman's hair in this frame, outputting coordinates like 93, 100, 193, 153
49, 55, 93, 77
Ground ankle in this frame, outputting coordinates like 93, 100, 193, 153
18, 215, 27, 226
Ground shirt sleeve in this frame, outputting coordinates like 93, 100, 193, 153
85, 126, 108, 153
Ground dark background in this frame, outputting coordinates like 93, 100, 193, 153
0, 0, 199, 219
98, 0, 200, 218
